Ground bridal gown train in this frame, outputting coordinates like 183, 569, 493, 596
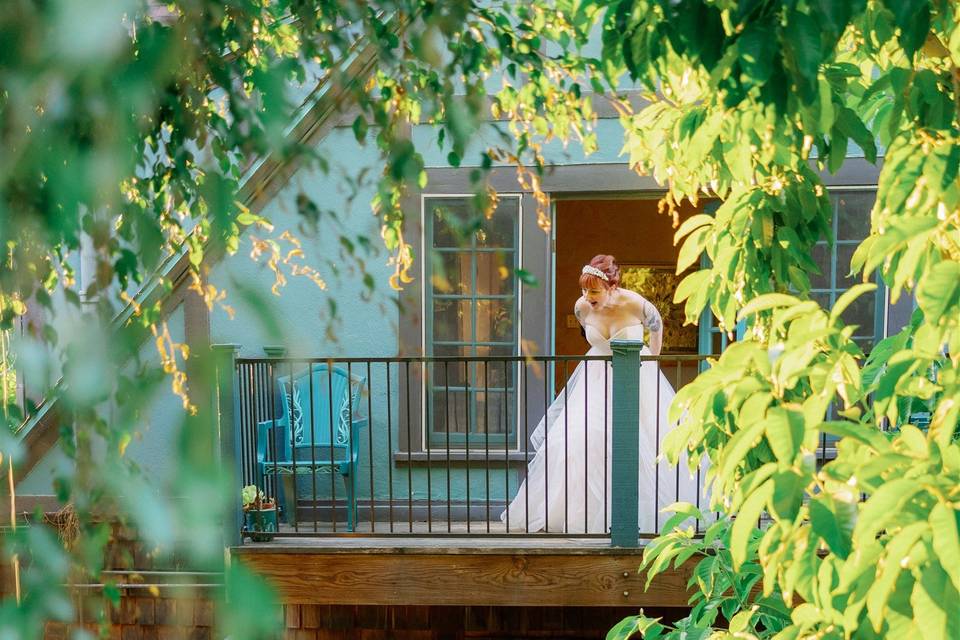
500, 324, 701, 534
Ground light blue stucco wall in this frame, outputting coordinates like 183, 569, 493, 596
413, 117, 630, 169
208, 126, 409, 504
209, 127, 398, 358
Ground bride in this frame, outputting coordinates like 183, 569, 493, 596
501, 254, 699, 534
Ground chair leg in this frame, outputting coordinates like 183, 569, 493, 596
280, 475, 297, 525
341, 472, 356, 532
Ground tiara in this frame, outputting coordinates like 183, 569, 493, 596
581, 265, 609, 281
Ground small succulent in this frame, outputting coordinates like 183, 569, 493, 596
241, 485, 273, 511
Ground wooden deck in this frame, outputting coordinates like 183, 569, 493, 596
233, 521, 697, 608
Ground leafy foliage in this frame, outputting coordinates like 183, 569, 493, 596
3, 0, 960, 638
609, 508, 790, 640
589, 1, 960, 638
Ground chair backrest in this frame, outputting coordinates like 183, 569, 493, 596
276, 364, 365, 450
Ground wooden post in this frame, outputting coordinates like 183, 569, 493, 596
212, 344, 243, 548
609, 339, 642, 547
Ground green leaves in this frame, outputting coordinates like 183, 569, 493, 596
352, 115, 369, 143
929, 503, 960, 593
830, 283, 877, 325
764, 406, 804, 463
917, 261, 960, 323
737, 21, 775, 84
606, 612, 665, 640
784, 10, 823, 82
606, 615, 641, 640
602, 3, 960, 640
855, 478, 924, 546
884, 0, 931, 57
910, 563, 960, 640
835, 107, 877, 164
770, 470, 804, 522
810, 0, 859, 39
810, 496, 853, 559
731, 480, 771, 569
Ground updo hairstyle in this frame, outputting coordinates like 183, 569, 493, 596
578, 254, 621, 289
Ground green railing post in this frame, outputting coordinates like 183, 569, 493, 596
610, 339, 643, 547
213, 343, 243, 548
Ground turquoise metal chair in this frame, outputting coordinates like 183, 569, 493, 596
256, 364, 367, 531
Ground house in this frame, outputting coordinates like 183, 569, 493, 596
10, 33, 911, 640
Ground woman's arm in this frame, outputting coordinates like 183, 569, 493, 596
574, 297, 591, 327
644, 302, 663, 356
626, 292, 663, 355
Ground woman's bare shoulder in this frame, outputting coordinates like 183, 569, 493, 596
617, 289, 657, 319
617, 288, 649, 307
574, 296, 591, 321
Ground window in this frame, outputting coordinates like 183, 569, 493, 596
810, 190, 884, 351
697, 190, 883, 359
424, 195, 521, 449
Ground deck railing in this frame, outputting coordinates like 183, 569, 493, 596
214, 343, 712, 546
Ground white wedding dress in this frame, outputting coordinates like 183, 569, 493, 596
500, 324, 700, 534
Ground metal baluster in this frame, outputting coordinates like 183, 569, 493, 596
327, 360, 337, 533
425, 361, 433, 533
484, 359, 490, 533
675, 359, 681, 509
249, 363, 257, 486
367, 361, 375, 533
266, 361, 275, 501
523, 362, 529, 533
308, 362, 317, 533
347, 361, 356, 531
269, 362, 280, 515
694, 359, 702, 535
584, 356, 589, 535
654, 356, 661, 534
465, 359, 471, 534
386, 362, 395, 533
820, 428, 828, 466
445, 361, 452, 533
289, 361, 299, 532
236, 364, 246, 487
563, 359, 569, 535
237, 364, 247, 487
543, 358, 550, 533
405, 361, 413, 533
257, 362, 268, 498
504, 359, 510, 534
604, 357, 609, 534
696, 454, 702, 535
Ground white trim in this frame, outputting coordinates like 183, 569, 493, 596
548, 198, 557, 397
419, 193, 525, 453
882, 281, 890, 339
823, 184, 880, 191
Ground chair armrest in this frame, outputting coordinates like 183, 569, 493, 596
256, 421, 270, 465
348, 417, 367, 465
257, 418, 290, 464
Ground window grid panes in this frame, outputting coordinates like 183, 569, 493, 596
812, 190, 883, 444
425, 196, 520, 449
811, 190, 883, 352
698, 192, 883, 379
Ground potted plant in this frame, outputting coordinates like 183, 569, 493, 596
242, 485, 278, 542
